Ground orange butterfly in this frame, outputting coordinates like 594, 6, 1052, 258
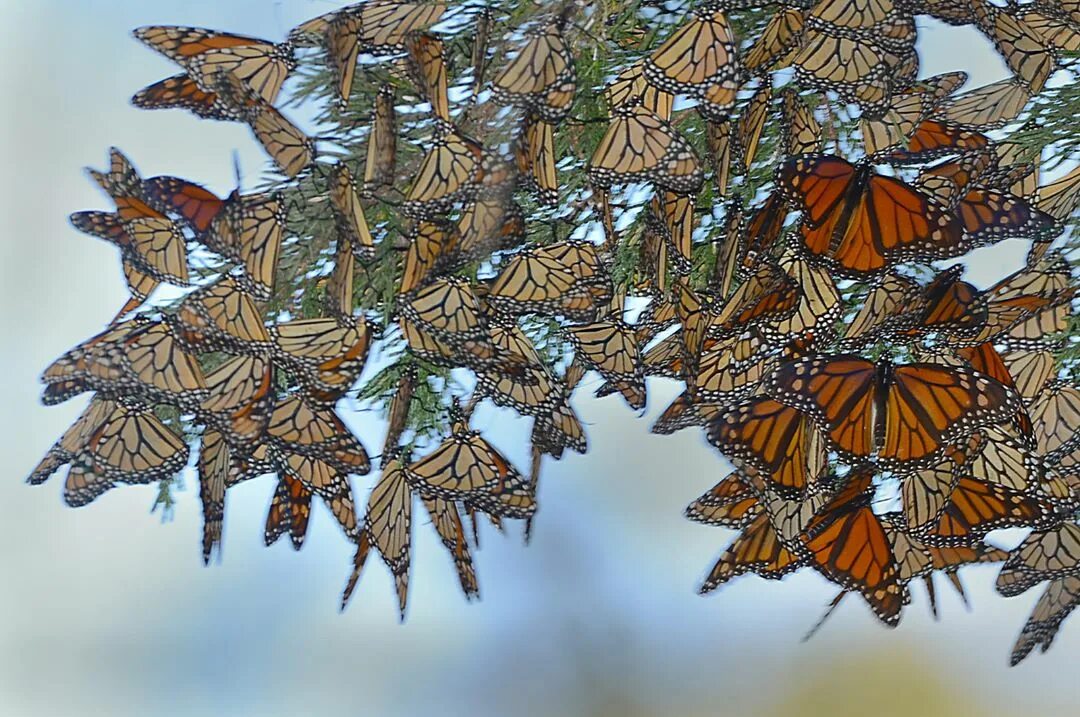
779, 154, 968, 276
766, 354, 1020, 467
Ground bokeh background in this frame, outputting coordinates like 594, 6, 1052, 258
1, 2, 1077, 715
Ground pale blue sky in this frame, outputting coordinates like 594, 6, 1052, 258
0, 3, 1076, 716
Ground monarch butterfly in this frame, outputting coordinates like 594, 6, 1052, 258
952, 187, 1060, 246
999, 300, 1072, 352
566, 318, 645, 410
320, 12, 362, 107
1009, 575, 1080, 665
399, 219, 459, 295
29, 397, 117, 488
744, 7, 804, 73
456, 194, 526, 262
766, 354, 1021, 467
900, 266, 989, 341
1029, 381, 1080, 458
930, 77, 1033, 130
954, 344, 1037, 441
276, 450, 361, 540
842, 272, 920, 345
131, 74, 243, 120
768, 250, 842, 341
198, 355, 273, 448
491, 16, 576, 122
291, 2, 447, 51
271, 317, 374, 404
708, 397, 828, 491
401, 276, 492, 348
383, 365, 418, 456
531, 361, 588, 459
672, 280, 709, 384
133, 26, 295, 104
516, 114, 558, 205
197, 429, 231, 563
363, 85, 398, 196
779, 154, 968, 276
473, 324, 555, 419
951, 254, 1075, 346
264, 473, 314, 549
710, 200, 742, 299
141, 174, 226, 232
781, 88, 822, 156
704, 118, 733, 197
329, 164, 376, 262
274, 317, 375, 399
694, 332, 778, 404
266, 394, 371, 475
699, 511, 807, 594
1000, 347, 1056, 401
996, 522, 1080, 598
145, 180, 285, 302
710, 259, 799, 338
42, 320, 208, 409
604, 60, 673, 120
686, 470, 764, 529
923, 472, 1053, 547
650, 192, 695, 275
488, 243, 609, 323
325, 233, 356, 320
211, 71, 314, 179
972, 0, 1055, 92
588, 104, 704, 195
29, 396, 189, 507
404, 32, 450, 121
359, 456, 414, 616
860, 71, 968, 156
168, 276, 272, 354
741, 191, 790, 268
406, 413, 536, 519
404, 120, 484, 218
422, 494, 480, 598
649, 390, 723, 435
736, 83, 771, 171
69, 211, 190, 288
801, 465, 905, 625
1036, 164, 1080, 222
899, 441, 973, 533
789, 27, 906, 119
1017, 4, 1080, 50
644, 4, 740, 120
471, 6, 492, 98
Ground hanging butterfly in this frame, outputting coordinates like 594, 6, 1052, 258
644, 3, 740, 120
588, 104, 704, 195
800, 465, 906, 626
271, 316, 375, 405
328, 163, 376, 262
766, 353, 1021, 468
404, 120, 485, 218
404, 31, 450, 121
491, 14, 576, 122
708, 396, 828, 492
210, 70, 314, 178
363, 85, 398, 196
28, 395, 189, 508
167, 276, 272, 354
779, 154, 968, 277
41, 319, 208, 409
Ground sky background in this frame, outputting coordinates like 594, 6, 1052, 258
0, 2, 1077, 716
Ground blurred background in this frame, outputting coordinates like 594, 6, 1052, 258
0, 2, 1076, 715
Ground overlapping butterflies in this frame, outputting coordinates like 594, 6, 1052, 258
30, 0, 1080, 660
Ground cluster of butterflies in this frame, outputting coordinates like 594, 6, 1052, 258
29, 0, 1080, 660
